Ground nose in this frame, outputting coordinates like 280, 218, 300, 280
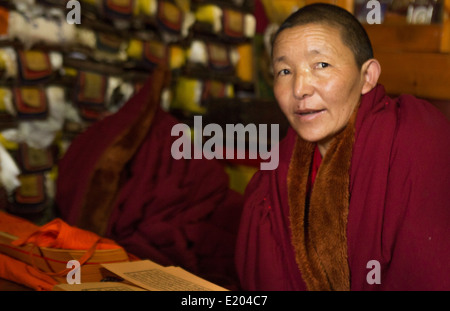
293, 69, 313, 99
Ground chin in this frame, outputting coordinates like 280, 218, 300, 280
289, 120, 328, 143
295, 130, 325, 144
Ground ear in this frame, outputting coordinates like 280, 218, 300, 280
360, 59, 381, 95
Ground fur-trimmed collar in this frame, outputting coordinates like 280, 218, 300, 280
287, 107, 358, 291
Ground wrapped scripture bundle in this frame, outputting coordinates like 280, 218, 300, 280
0, 48, 18, 81
16, 50, 63, 84
195, 4, 256, 39
186, 40, 239, 74
0, 87, 17, 129
4, 85, 66, 150
7, 8, 76, 48
171, 76, 206, 114
156, 0, 195, 39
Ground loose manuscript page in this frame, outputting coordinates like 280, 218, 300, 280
101, 260, 228, 291
52, 282, 145, 291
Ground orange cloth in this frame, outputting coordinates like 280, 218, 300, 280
11, 218, 122, 250
0, 253, 58, 291
10, 218, 125, 280
0, 213, 130, 290
0, 210, 40, 239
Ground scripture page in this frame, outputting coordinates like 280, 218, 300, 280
101, 260, 228, 291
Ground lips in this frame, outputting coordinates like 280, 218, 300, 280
297, 109, 325, 115
295, 108, 326, 121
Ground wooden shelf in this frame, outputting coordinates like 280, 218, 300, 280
363, 22, 450, 100
360, 0, 450, 101
373, 50, 450, 100
364, 23, 450, 53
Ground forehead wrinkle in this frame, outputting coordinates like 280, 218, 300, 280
306, 47, 336, 60
273, 55, 286, 64
274, 30, 341, 61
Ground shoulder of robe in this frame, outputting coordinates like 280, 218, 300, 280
394, 94, 450, 159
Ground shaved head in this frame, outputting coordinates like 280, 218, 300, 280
272, 3, 373, 69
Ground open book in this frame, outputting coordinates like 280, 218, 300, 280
52, 259, 228, 291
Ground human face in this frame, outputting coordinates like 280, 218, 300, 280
272, 23, 366, 156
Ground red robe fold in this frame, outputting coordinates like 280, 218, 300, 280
235, 84, 450, 291
56, 70, 244, 289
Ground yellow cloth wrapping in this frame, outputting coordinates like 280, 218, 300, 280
236, 43, 254, 82
261, 0, 306, 25
171, 77, 205, 114
195, 5, 223, 33
134, 0, 157, 16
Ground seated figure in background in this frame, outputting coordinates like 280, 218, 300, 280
55, 68, 244, 289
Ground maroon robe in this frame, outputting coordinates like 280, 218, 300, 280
235, 84, 450, 290
56, 70, 244, 289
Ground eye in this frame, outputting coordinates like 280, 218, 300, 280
277, 69, 291, 76
315, 62, 329, 69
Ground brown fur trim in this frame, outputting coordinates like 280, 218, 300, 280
288, 108, 357, 291
76, 68, 170, 236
